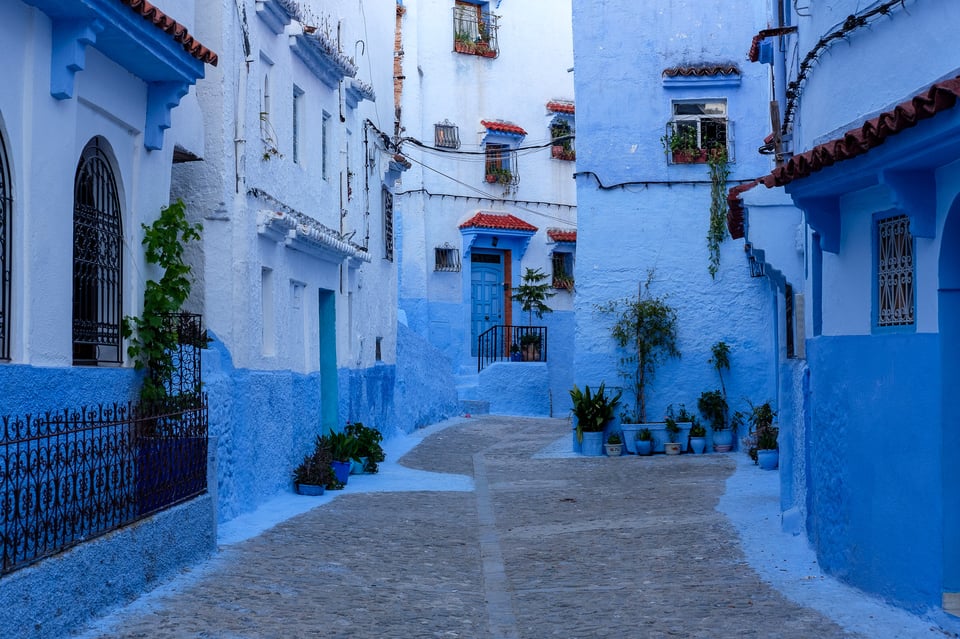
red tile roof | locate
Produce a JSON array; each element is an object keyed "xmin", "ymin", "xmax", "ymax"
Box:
[
  {"xmin": 481, "ymin": 120, "xmax": 527, "ymax": 136},
  {"xmin": 546, "ymin": 100, "xmax": 575, "ymax": 115},
  {"xmin": 547, "ymin": 228, "xmax": 577, "ymax": 242},
  {"xmin": 459, "ymin": 212, "xmax": 537, "ymax": 232},
  {"xmin": 748, "ymin": 26, "xmax": 797, "ymax": 63},
  {"xmin": 761, "ymin": 76, "xmax": 960, "ymax": 189},
  {"xmin": 120, "ymin": 0, "xmax": 219, "ymax": 66},
  {"xmin": 725, "ymin": 181, "xmax": 762, "ymax": 240},
  {"xmin": 662, "ymin": 65, "xmax": 740, "ymax": 77}
]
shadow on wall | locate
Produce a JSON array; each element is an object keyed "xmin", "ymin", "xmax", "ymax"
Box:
[{"xmin": 393, "ymin": 321, "xmax": 459, "ymax": 437}]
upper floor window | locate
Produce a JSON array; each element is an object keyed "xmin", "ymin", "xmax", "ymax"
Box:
[
  {"xmin": 484, "ymin": 144, "xmax": 517, "ymax": 186},
  {"xmin": 383, "ymin": 187, "xmax": 394, "ymax": 262},
  {"xmin": 321, "ymin": 111, "xmax": 331, "ymax": 180},
  {"xmin": 293, "ymin": 85, "xmax": 304, "ymax": 164},
  {"xmin": 453, "ymin": 1, "xmax": 499, "ymax": 58},
  {"xmin": 551, "ymin": 251, "xmax": 574, "ymax": 290},
  {"xmin": 664, "ymin": 100, "xmax": 732, "ymax": 164},
  {"xmin": 73, "ymin": 138, "xmax": 123, "ymax": 365},
  {"xmin": 435, "ymin": 120, "xmax": 461, "ymax": 149},
  {"xmin": 550, "ymin": 117, "xmax": 575, "ymax": 161},
  {"xmin": 0, "ymin": 128, "xmax": 10, "ymax": 361},
  {"xmin": 435, "ymin": 244, "xmax": 461, "ymax": 272},
  {"xmin": 877, "ymin": 214, "xmax": 914, "ymax": 327}
]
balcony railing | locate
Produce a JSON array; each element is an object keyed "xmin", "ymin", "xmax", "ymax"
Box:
[
  {"xmin": 477, "ymin": 325, "xmax": 547, "ymax": 372},
  {"xmin": 452, "ymin": 5, "xmax": 499, "ymax": 58}
]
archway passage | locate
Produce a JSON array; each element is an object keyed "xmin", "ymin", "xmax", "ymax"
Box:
[{"xmin": 940, "ymin": 194, "xmax": 960, "ymax": 611}]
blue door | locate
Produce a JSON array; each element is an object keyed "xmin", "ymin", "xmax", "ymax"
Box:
[{"xmin": 470, "ymin": 252, "xmax": 503, "ymax": 356}]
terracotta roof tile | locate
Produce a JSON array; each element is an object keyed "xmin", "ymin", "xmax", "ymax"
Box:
[
  {"xmin": 120, "ymin": 0, "xmax": 218, "ymax": 66},
  {"xmin": 547, "ymin": 228, "xmax": 577, "ymax": 242},
  {"xmin": 748, "ymin": 27, "xmax": 797, "ymax": 63},
  {"xmin": 481, "ymin": 120, "xmax": 527, "ymax": 136},
  {"xmin": 762, "ymin": 76, "xmax": 960, "ymax": 188},
  {"xmin": 546, "ymin": 100, "xmax": 575, "ymax": 115},
  {"xmin": 459, "ymin": 212, "xmax": 537, "ymax": 232},
  {"xmin": 662, "ymin": 64, "xmax": 740, "ymax": 77},
  {"xmin": 725, "ymin": 181, "xmax": 762, "ymax": 240}
]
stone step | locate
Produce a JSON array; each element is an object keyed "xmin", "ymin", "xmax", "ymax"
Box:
[{"xmin": 459, "ymin": 399, "xmax": 490, "ymax": 415}]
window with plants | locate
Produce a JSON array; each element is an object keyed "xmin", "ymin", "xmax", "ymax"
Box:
[
  {"xmin": 452, "ymin": 1, "xmax": 499, "ymax": 58},
  {"xmin": 551, "ymin": 251, "xmax": 574, "ymax": 290},
  {"xmin": 484, "ymin": 143, "xmax": 518, "ymax": 185},
  {"xmin": 550, "ymin": 117, "xmax": 575, "ymax": 161},
  {"xmin": 663, "ymin": 100, "xmax": 731, "ymax": 164}
]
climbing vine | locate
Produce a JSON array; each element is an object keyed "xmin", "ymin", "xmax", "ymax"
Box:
[
  {"xmin": 707, "ymin": 149, "xmax": 730, "ymax": 278},
  {"xmin": 123, "ymin": 199, "xmax": 202, "ymax": 401}
]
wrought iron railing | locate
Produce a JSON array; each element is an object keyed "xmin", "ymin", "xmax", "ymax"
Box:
[
  {"xmin": 0, "ymin": 395, "xmax": 208, "ymax": 576},
  {"xmin": 452, "ymin": 5, "xmax": 499, "ymax": 58},
  {"xmin": 155, "ymin": 312, "xmax": 205, "ymax": 396},
  {"xmin": 477, "ymin": 325, "xmax": 547, "ymax": 372}
]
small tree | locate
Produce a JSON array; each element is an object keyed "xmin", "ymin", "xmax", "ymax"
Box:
[
  {"xmin": 596, "ymin": 275, "xmax": 680, "ymax": 423},
  {"xmin": 513, "ymin": 267, "xmax": 554, "ymax": 325}
]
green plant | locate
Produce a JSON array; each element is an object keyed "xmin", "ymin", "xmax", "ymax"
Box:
[
  {"xmin": 744, "ymin": 401, "xmax": 778, "ymax": 461},
  {"xmin": 697, "ymin": 389, "xmax": 729, "ymax": 432},
  {"xmin": 345, "ymin": 422, "xmax": 385, "ymax": 473},
  {"xmin": 661, "ymin": 124, "xmax": 700, "ymax": 154},
  {"xmin": 596, "ymin": 273, "xmax": 679, "ymax": 423},
  {"xmin": 569, "ymin": 383, "xmax": 622, "ymax": 443},
  {"xmin": 520, "ymin": 331, "xmax": 541, "ymax": 346},
  {"xmin": 551, "ymin": 120, "xmax": 573, "ymax": 151},
  {"xmin": 709, "ymin": 341, "xmax": 731, "ymax": 397},
  {"xmin": 607, "ymin": 433, "xmax": 622, "ymax": 445},
  {"xmin": 326, "ymin": 430, "xmax": 361, "ymax": 463},
  {"xmin": 707, "ymin": 147, "xmax": 731, "ymax": 277},
  {"xmin": 123, "ymin": 200, "xmax": 202, "ymax": 402},
  {"xmin": 514, "ymin": 267, "xmax": 555, "ymax": 325},
  {"xmin": 293, "ymin": 435, "xmax": 335, "ymax": 487},
  {"xmin": 486, "ymin": 166, "xmax": 513, "ymax": 184},
  {"xmin": 689, "ymin": 416, "xmax": 707, "ymax": 438},
  {"xmin": 637, "ymin": 427, "xmax": 653, "ymax": 442}
]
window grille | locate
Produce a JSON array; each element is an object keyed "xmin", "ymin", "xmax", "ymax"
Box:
[
  {"xmin": 785, "ymin": 283, "xmax": 795, "ymax": 358},
  {"xmin": 435, "ymin": 244, "xmax": 461, "ymax": 272},
  {"xmin": 484, "ymin": 144, "xmax": 518, "ymax": 185},
  {"xmin": 435, "ymin": 120, "xmax": 461, "ymax": 149},
  {"xmin": 452, "ymin": 2, "xmax": 499, "ymax": 58},
  {"xmin": 321, "ymin": 111, "xmax": 331, "ymax": 180},
  {"xmin": 666, "ymin": 100, "xmax": 734, "ymax": 163},
  {"xmin": 293, "ymin": 86, "xmax": 304, "ymax": 164},
  {"xmin": 73, "ymin": 139, "xmax": 123, "ymax": 365},
  {"xmin": 550, "ymin": 117, "xmax": 575, "ymax": 161},
  {"xmin": 383, "ymin": 188, "xmax": 394, "ymax": 261},
  {"xmin": 877, "ymin": 214, "xmax": 914, "ymax": 327},
  {"xmin": 0, "ymin": 131, "xmax": 10, "ymax": 361},
  {"xmin": 551, "ymin": 252, "xmax": 574, "ymax": 289}
]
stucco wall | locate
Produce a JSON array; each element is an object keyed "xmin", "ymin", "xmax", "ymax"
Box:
[{"xmin": 806, "ymin": 333, "xmax": 943, "ymax": 610}]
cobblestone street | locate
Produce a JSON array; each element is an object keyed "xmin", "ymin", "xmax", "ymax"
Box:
[{"xmin": 73, "ymin": 416, "xmax": 937, "ymax": 638}]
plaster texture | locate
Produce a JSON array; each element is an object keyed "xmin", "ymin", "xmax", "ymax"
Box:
[{"xmin": 478, "ymin": 361, "xmax": 550, "ymax": 417}]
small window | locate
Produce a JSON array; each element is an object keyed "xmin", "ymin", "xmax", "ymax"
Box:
[
  {"xmin": 551, "ymin": 252, "xmax": 574, "ymax": 290},
  {"xmin": 292, "ymin": 86, "xmax": 304, "ymax": 164},
  {"xmin": 321, "ymin": 111, "xmax": 331, "ymax": 180},
  {"xmin": 550, "ymin": 117, "xmax": 575, "ymax": 161},
  {"xmin": 665, "ymin": 100, "xmax": 732, "ymax": 164},
  {"xmin": 453, "ymin": 1, "xmax": 499, "ymax": 58},
  {"xmin": 877, "ymin": 214, "xmax": 914, "ymax": 327},
  {"xmin": 435, "ymin": 245, "xmax": 461, "ymax": 272},
  {"xmin": 383, "ymin": 188, "xmax": 394, "ymax": 262},
  {"xmin": 785, "ymin": 283, "xmax": 795, "ymax": 358},
  {"xmin": 484, "ymin": 143, "xmax": 517, "ymax": 185},
  {"xmin": 435, "ymin": 121, "xmax": 461, "ymax": 149}
]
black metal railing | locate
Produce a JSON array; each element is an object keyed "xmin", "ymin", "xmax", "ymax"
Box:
[
  {"xmin": 0, "ymin": 394, "xmax": 209, "ymax": 576},
  {"xmin": 452, "ymin": 4, "xmax": 500, "ymax": 58},
  {"xmin": 155, "ymin": 312, "xmax": 205, "ymax": 396},
  {"xmin": 477, "ymin": 325, "xmax": 547, "ymax": 372}
]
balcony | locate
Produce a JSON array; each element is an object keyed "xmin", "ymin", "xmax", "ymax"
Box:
[{"xmin": 452, "ymin": 5, "xmax": 499, "ymax": 59}]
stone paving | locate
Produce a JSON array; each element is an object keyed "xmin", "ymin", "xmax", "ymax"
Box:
[{"xmin": 77, "ymin": 415, "xmax": 865, "ymax": 638}]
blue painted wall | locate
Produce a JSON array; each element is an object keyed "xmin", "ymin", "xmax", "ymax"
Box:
[
  {"xmin": 0, "ymin": 365, "xmax": 140, "ymax": 418},
  {"xmin": 807, "ymin": 333, "xmax": 942, "ymax": 610}
]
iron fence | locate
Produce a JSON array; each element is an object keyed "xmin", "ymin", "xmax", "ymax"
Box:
[
  {"xmin": 0, "ymin": 394, "xmax": 208, "ymax": 576},
  {"xmin": 477, "ymin": 325, "xmax": 547, "ymax": 372}
]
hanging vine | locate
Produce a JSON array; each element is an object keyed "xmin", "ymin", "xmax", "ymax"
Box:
[
  {"xmin": 707, "ymin": 149, "xmax": 730, "ymax": 278},
  {"xmin": 123, "ymin": 199, "xmax": 202, "ymax": 401}
]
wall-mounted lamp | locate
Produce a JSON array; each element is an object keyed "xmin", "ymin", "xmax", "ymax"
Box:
[{"xmin": 491, "ymin": 236, "xmax": 499, "ymax": 247}]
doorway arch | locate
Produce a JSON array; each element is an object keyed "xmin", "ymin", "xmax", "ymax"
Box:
[{"xmin": 940, "ymin": 193, "xmax": 960, "ymax": 608}]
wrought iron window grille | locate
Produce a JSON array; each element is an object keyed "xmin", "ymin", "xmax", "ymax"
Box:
[
  {"xmin": 877, "ymin": 214, "xmax": 914, "ymax": 327},
  {"xmin": 434, "ymin": 244, "xmax": 461, "ymax": 272},
  {"xmin": 0, "ymin": 131, "xmax": 10, "ymax": 361},
  {"xmin": 435, "ymin": 120, "xmax": 461, "ymax": 149},
  {"xmin": 484, "ymin": 144, "xmax": 519, "ymax": 186},
  {"xmin": 72, "ymin": 139, "xmax": 123, "ymax": 365},
  {"xmin": 382, "ymin": 188, "xmax": 394, "ymax": 261},
  {"xmin": 551, "ymin": 252, "xmax": 575, "ymax": 289}
]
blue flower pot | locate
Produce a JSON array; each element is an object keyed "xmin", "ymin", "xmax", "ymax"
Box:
[
  {"xmin": 757, "ymin": 449, "xmax": 779, "ymax": 470},
  {"xmin": 331, "ymin": 460, "xmax": 351, "ymax": 484}
]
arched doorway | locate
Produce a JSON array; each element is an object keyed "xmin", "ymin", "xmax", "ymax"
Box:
[{"xmin": 940, "ymin": 194, "xmax": 960, "ymax": 610}]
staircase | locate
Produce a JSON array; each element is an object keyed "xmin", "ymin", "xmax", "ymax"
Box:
[
  {"xmin": 455, "ymin": 361, "xmax": 489, "ymax": 415},
  {"xmin": 455, "ymin": 358, "xmax": 551, "ymax": 417}
]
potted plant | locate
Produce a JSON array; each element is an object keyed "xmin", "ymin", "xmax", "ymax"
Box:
[
  {"xmin": 689, "ymin": 416, "xmax": 707, "ymax": 454},
  {"xmin": 635, "ymin": 428, "xmax": 653, "ymax": 456},
  {"xmin": 661, "ymin": 125, "xmax": 704, "ymax": 164},
  {"xmin": 325, "ymin": 431, "xmax": 360, "ymax": 485},
  {"xmin": 550, "ymin": 120, "xmax": 574, "ymax": 160},
  {"xmin": 698, "ymin": 389, "xmax": 733, "ymax": 452},
  {"xmin": 514, "ymin": 267, "xmax": 554, "ymax": 362},
  {"xmin": 663, "ymin": 406, "xmax": 682, "ymax": 455},
  {"xmin": 454, "ymin": 30, "xmax": 475, "ymax": 54},
  {"xmin": 605, "ymin": 433, "xmax": 623, "ymax": 457},
  {"xmin": 292, "ymin": 435, "xmax": 336, "ymax": 495},
  {"xmin": 345, "ymin": 422, "xmax": 385, "ymax": 474},
  {"xmin": 596, "ymin": 274, "xmax": 680, "ymax": 452},
  {"xmin": 570, "ymin": 382, "xmax": 622, "ymax": 456},
  {"xmin": 747, "ymin": 401, "xmax": 778, "ymax": 470},
  {"xmin": 510, "ymin": 342, "xmax": 522, "ymax": 361}
]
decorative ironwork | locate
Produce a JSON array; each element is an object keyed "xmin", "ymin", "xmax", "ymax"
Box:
[
  {"xmin": 878, "ymin": 214, "xmax": 914, "ymax": 327},
  {"xmin": 0, "ymin": 395, "xmax": 208, "ymax": 576},
  {"xmin": 452, "ymin": 2, "xmax": 499, "ymax": 58},
  {"xmin": 477, "ymin": 324, "xmax": 547, "ymax": 372},
  {"xmin": 434, "ymin": 120, "xmax": 460, "ymax": 149},
  {"xmin": 383, "ymin": 187, "xmax": 394, "ymax": 262},
  {"xmin": 0, "ymin": 131, "xmax": 10, "ymax": 361},
  {"xmin": 484, "ymin": 144, "xmax": 519, "ymax": 186},
  {"xmin": 73, "ymin": 139, "xmax": 123, "ymax": 365},
  {"xmin": 153, "ymin": 313, "xmax": 205, "ymax": 397},
  {"xmin": 434, "ymin": 244, "xmax": 461, "ymax": 272}
]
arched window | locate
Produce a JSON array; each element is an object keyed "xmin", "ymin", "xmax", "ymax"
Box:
[
  {"xmin": 0, "ymin": 129, "xmax": 10, "ymax": 361},
  {"xmin": 73, "ymin": 138, "xmax": 122, "ymax": 365}
]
